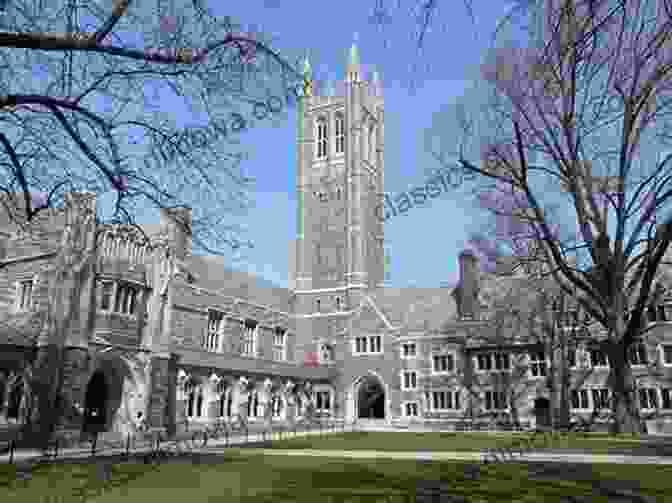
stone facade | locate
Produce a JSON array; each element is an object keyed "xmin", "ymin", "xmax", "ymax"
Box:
[{"xmin": 1, "ymin": 45, "xmax": 672, "ymax": 439}]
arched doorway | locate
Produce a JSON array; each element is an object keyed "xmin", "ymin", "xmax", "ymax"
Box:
[
  {"xmin": 357, "ymin": 375, "xmax": 386, "ymax": 419},
  {"xmin": 534, "ymin": 397, "xmax": 551, "ymax": 428},
  {"xmin": 83, "ymin": 371, "xmax": 108, "ymax": 433},
  {"xmin": 6, "ymin": 378, "xmax": 23, "ymax": 421}
]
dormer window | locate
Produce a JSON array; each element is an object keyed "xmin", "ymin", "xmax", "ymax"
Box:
[
  {"xmin": 335, "ymin": 112, "xmax": 345, "ymax": 154},
  {"xmin": 316, "ymin": 116, "xmax": 328, "ymax": 158}
]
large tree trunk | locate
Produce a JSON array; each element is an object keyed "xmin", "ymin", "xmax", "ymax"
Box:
[
  {"xmin": 606, "ymin": 340, "xmax": 643, "ymax": 434},
  {"xmin": 557, "ymin": 334, "xmax": 571, "ymax": 430},
  {"xmin": 558, "ymin": 361, "xmax": 571, "ymax": 430},
  {"xmin": 22, "ymin": 344, "xmax": 64, "ymax": 448}
]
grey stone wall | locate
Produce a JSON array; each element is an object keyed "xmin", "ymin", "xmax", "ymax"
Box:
[
  {"xmin": 57, "ymin": 347, "xmax": 90, "ymax": 433},
  {"xmin": 147, "ymin": 356, "xmax": 171, "ymax": 431}
]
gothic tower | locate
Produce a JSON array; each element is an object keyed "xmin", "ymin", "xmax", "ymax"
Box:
[{"xmin": 292, "ymin": 43, "xmax": 385, "ymax": 367}]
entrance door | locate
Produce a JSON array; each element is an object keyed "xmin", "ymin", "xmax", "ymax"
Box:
[
  {"xmin": 534, "ymin": 397, "xmax": 551, "ymax": 428},
  {"xmin": 83, "ymin": 371, "xmax": 108, "ymax": 433},
  {"xmin": 357, "ymin": 376, "xmax": 385, "ymax": 419}
]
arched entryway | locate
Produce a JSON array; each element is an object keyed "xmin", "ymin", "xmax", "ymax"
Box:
[
  {"xmin": 357, "ymin": 375, "xmax": 386, "ymax": 419},
  {"xmin": 534, "ymin": 397, "xmax": 551, "ymax": 428},
  {"xmin": 83, "ymin": 370, "xmax": 108, "ymax": 434}
]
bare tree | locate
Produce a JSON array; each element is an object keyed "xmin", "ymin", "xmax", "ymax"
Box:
[
  {"xmin": 426, "ymin": 0, "xmax": 672, "ymax": 433},
  {"xmin": 0, "ymin": 0, "xmax": 307, "ymax": 254},
  {"xmin": 0, "ymin": 0, "xmax": 307, "ymax": 446}
]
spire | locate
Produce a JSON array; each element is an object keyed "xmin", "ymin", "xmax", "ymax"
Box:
[
  {"xmin": 349, "ymin": 42, "xmax": 359, "ymax": 67},
  {"xmin": 302, "ymin": 54, "xmax": 313, "ymax": 98},
  {"xmin": 302, "ymin": 55, "xmax": 312, "ymax": 78},
  {"xmin": 371, "ymin": 69, "xmax": 382, "ymax": 97},
  {"xmin": 346, "ymin": 34, "xmax": 361, "ymax": 83}
]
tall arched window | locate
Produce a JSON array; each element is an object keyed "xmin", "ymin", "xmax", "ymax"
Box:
[
  {"xmin": 317, "ymin": 117, "xmax": 328, "ymax": 158},
  {"xmin": 185, "ymin": 380, "xmax": 204, "ymax": 418},
  {"xmin": 247, "ymin": 391, "xmax": 260, "ymax": 418},
  {"xmin": 272, "ymin": 396, "xmax": 284, "ymax": 418},
  {"xmin": 217, "ymin": 381, "xmax": 233, "ymax": 418},
  {"xmin": 335, "ymin": 112, "xmax": 345, "ymax": 154}
]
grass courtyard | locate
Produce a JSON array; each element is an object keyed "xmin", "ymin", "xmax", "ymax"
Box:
[
  {"xmin": 262, "ymin": 430, "xmax": 659, "ymax": 454},
  {"xmin": 0, "ymin": 449, "xmax": 670, "ymax": 502}
]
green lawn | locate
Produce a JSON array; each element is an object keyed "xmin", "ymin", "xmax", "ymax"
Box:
[
  {"xmin": 1, "ymin": 452, "xmax": 671, "ymax": 503},
  {"xmin": 1, "ymin": 451, "xmax": 671, "ymax": 503},
  {"xmin": 261, "ymin": 431, "xmax": 655, "ymax": 454}
]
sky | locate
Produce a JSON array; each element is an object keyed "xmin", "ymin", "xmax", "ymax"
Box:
[
  {"xmin": 164, "ymin": 0, "xmax": 519, "ymax": 289},
  {"xmin": 15, "ymin": 0, "xmax": 639, "ymax": 290}
]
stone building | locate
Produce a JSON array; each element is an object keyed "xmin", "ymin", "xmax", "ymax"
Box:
[{"xmin": 1, "ymin": 44, "xmax": 672, "ymax": 439}]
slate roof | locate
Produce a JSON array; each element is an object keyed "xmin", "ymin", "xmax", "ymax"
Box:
[
  {"xmin": 185, "ymin": 255, "xmax": 292, "ymax": 313},
  {"xmin": 367, "ymin": 287, "xmax": 459, "ymax": 331}
]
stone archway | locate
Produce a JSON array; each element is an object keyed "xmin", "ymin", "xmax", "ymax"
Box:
[
  {"xmin": 534, "ymin": 397, "xmax": 551, "ymax": 428},
  {"xmin": 83, "ymin": 370, "xmax": 108, "ymax": 433},
  {"xmin": 356, "ymin": 374, "xmax": 386, "ymax": 419},
  {"xmin": 82, "ymin": 353, "xmax": 150, "ymax": 437}
]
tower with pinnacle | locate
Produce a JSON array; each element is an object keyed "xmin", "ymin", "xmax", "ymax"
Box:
[{"xmin": 292, "ymin": 42, "xmax": 385, "ymax": 367}]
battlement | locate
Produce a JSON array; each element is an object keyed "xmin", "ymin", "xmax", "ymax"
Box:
[{"xmin": 98, "ymin": 226, "xmax": 157, "ymax": 266}]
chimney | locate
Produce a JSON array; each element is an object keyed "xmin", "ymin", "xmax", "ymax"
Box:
[
  {"xmin": 457, "ymin": 250, "xmax": 480, "ymax": 319},
  {"xmin": 160, "ymin": 206, "xmax": 192, "ymax": 260}
]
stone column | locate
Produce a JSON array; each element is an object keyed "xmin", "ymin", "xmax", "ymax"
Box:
[
  {"xmin": 162, "ymin": 354, "xmax": 180, "ymax": 436},
  {"xmin": 207, "ymin": 373, "xmax": 222, "ymax": 421},
  {"xmin": 235, "ymin": 376, "xmax": 250, "ymax": 424},
  {"xmin": 260, "ymin": 378, "xmax": 273, "ymax": 427},
  {"xmin": 283, "ymin": 379, "xmax": 297, "ymax": 424},
  {"xmin": 147, "ymin": 354, "xmax": 171, "ymax": 433},
  {"xmin": 175, "ymin": 368, "xmax": 188, "ymax": 432}
]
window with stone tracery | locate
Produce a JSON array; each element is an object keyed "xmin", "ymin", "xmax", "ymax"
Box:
[
  {"xmin": 206, "ymin": 310, "xmax": 226, "ymax": 352},
  {"xmin": 315, "ymin": 390, "xmax": 331, "ymax": 412},
  {"xmin": 217, "ymin": 382, "xmax": 233, "ymax": 418},
  {"xmin": 271, "ymin": 396, "xmax": 284, "ymax": 418},
  {"xmin": 185, "ymin": 381, "xmax": 204, "ymax": 419},
  {"xmin": 113, "ymin": 282, "xmax": 139, "ymax": 315},
  {"xmin": 247, "ymin": 391, "xmax": 261, "ymax": 418},
  {"xmin": 317, "ymin": 116, "xmax": 328, "ymax": 158},
  {"xmin": 319, "ymin": 343, "xmax": 334, "ymax": 363},
  {"xmin": 242, "ymin": 320, "xmax": 257, "ymax": 356},
  {"xmin": 272, "ymin": 328, "xmax": 286, "ymax": 361},
  {"xmin": 335, "ymin": 112, "xmax": 345, "ymax": 154}
]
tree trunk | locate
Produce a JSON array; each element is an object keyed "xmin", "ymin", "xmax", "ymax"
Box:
[
  {"xmin": 558, "ymin": 334, "xmax": 571, "ymax": 430},
  {"xmin": 606, "ymin": 340, "xmax": 642, "ymax": 434},
  {"xmin": 22, "ymin": 344, "xmax": 64, "ymax": 447},
  {"xmin": 558, "ymin": 362, "xmax": 571, "ymax": 430}
]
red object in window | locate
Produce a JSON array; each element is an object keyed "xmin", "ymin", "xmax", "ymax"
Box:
[{"xmin": 303, "ymin": 351, "xmax": 320, "ymax": 368}]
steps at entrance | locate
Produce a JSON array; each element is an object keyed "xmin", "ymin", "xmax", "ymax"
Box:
[{"xmin": 355, "ymin": 420, "xmax": 388, "ymax": 431}]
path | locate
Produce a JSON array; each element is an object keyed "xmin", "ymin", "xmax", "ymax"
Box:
[{"xmin": 226, "ymin": 447, "xmax": 672, "ymax": 465}]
